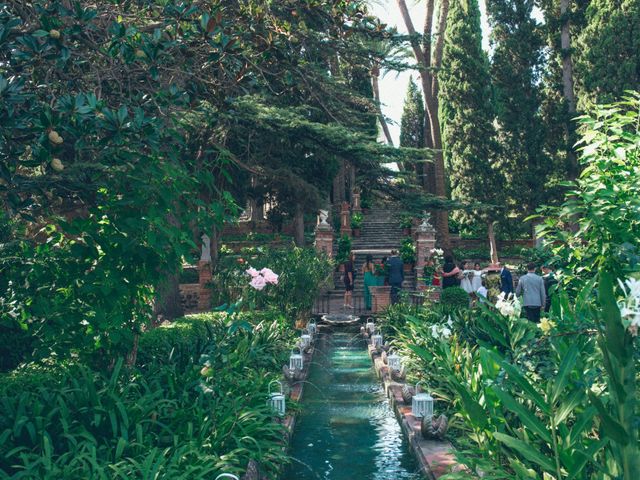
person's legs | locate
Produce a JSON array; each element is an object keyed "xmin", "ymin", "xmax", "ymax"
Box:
[
  {"xmin": 364, "ymin": 282, "xmax": 371, "ymax": 310},
  {"xmin": 390, "ymin": 281, "xmax": 401, "ymax": 305},
  {"xmin": 525, "ymin": 306, "xmax": 541, "ymax": 322}
]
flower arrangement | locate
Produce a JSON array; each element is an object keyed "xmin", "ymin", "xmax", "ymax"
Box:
[
  {"xmin": 495, "ymin": 292, "xmax": 521, "ymax": 318},
  {"xmin": 374, "ymin": 262, "xmax": 387, "ymax": 277},
  {"xmin": 423, "ymin": 248, "xmax": 444, "ymax": 279}
]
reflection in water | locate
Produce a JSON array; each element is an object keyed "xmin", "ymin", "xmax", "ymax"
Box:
[{"xmin": 282, "ymin": 332, "xmax": 422, "ymax": 480}]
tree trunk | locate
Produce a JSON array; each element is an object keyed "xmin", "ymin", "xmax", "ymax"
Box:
[
  {"xmin": 560, "ymin": 0, "xmax": 579, "ymax": 178},
  {"xmin": 487, "ymin": 221, "xmax": 499, "ymax": 265},
  {"xmin": 396, "ymin": 0, "xmax": 451, "ymax": 251},
  {"xmin": 211, "ymin": 224, "xmax": 220, "ymax": 269},
  {"xmin": 293, "ymin": 204, "xmax": 305, "ymax": 247},
  {"xmin": 371, "ymin": 65, "xmax": 395, "ymax": 147}
]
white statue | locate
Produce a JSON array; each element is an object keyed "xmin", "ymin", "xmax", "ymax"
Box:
[
  {"xmin": 200, "ymin": 233, "xmax": 211, "ymax": 262},
  {"xmin": 318, "ymin": 209, "xmax": 330, "ymax": 226},
  {"xmin": 418, "ymin": 212, "xmax": 433, "ymax": 232}
]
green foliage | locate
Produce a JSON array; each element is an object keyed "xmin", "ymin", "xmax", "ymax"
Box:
[
  {"xmin": 400, "ymin": 77, "xmax": 425, "ymax": 150},
  {"xmin": 210, "ymin": 247, "xmax": 333, "ymax": 322},
  {"xmin": 440, "ymin": 287, "xmax": 470, "ymax": 312},
  {"xmin": 575, "ymin": 0, "xmax": 640, "ymax": 109},
  {"xmin": 351, "ymin": 212, "xmax": 363, "ymax": 229},
  {"xmin": 400, "ymin": 237, "xmax": 416, "ymax": 264},
  {"xmin": 399, "ymin": 214, "xmax": 413, "ymax": 229},
  {"xmin": 440, "ymin": 0, "xmax": 501, "ymax": 225},
  {"xmin": 0, "ymin": 314, "xmax": 294, "ymax": 478},
  {"xmin": 336, "ymin": 235, "xmax": 352, "ymax": 265},
  {"xmin": 538, "ymin": 94, "xmax": 640, "ymax": 282}
]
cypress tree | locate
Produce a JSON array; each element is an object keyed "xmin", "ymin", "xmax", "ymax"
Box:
[
  {"xmin": 575, "ymin": 0, "xmax": 640, "ymax": 108},
  {"xmin": 399, "ymin": 77, "xmax": 425, "ymax": 149},
  {"xmin": 487, "ymin": 0, "xmax": 548, "ymax": 222},
  {"xmin": 440, "ymin": 0, "xmax": 499, "ymax": 217}
]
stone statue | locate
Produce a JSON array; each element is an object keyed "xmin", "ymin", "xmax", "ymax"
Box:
[
  {"xmin": 318, "ymin": 209, "xmax": 330, "ymax": 226},
  {"xmin": 200, "ymin": 233, "xmax": 211, "ymax": 262},
  {"xmin": 418, "ymin": 211, "xmax": 433, "ymax": 232}
]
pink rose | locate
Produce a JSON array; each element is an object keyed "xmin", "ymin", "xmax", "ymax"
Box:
[
  {"xmin": 246, "ymin": 267, "xmax": 259, "ymax": 278},
  {"xmin": 250, "ymin": 275, "xmax": 267, "ymax": 290}
]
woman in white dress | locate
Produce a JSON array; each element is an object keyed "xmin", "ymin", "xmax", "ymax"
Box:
[{"xmin": 471, "ymin": 262, "xmax": 483, "ymax": 292}]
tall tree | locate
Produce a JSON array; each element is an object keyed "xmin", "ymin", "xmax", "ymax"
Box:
[
  {"xmin": 400, "ymin": 77, "xmax": 425, "ymax": 149},
  {"xmin": 574, "ymin": 0, "xmax": 640, "ymax": 109},
  {"xmin": 396, "ymin": 0, "xmax": 451, "ymax": 250},
  {"xmin": 487, "ymin": 0, "xmax": 548, "ymax": 224},
  {"xmin": 440, "ymin": 0, "xmax": 501, "ymax": 262}
]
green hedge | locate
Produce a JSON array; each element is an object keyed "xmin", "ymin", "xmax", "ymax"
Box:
[{"xmin": 440, "ymin": 287, "xmax": 470, "ymax": 312}]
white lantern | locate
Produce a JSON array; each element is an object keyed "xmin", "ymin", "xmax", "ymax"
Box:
[
  {"xmin": 215, "ymin": 475, "xmax": 239, "ymax": 480},
  {"xmin": 307, "ymin": 321, "xmax": 317, "ymax": 336},
  {"xmin": 365, "ymin": 318, "xmax": 375, "ymax": 334},
  {"xmin": 289, "ymin": 348, "xmax": 304, "ymax": 370},
  {"xmin": 412, "ymin": 382, "xmax": 434, "ymax": 419},
  {"xmin": 267, "ymin": 380, "xmax": 286, "ymax": 417},
  {"xmin": 300, "ymin": 333, "xmax": 312, "ymax": 349},
  {"xmin": 371, "ymin": 333, "xmax": 383, "ymax": 348},
  {"xmin": 388, "ymin": 352, "xmax": 402, "ymax": 372}
]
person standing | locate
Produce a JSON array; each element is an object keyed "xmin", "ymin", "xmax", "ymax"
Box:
[
  {"xmin": 471, "ymin": 262, "xmax": 483, "ymax": 292},
  {"xmin": 460, "ymin": 261, "xmax": 474, "ymax": 294},
  {"xmin": 362, "ymin": 254, "xmax": 376, "ymax": 311},
  {"xmin": 441, "ymin": 255, "xmax": 461, "ymax": 289},
  {"xmin": 516, "ymin": 262, "xmax": 546, "ymax": 323},
  {"xmin": 541, "ymin": 263, "xmax": 557, "ymax": 312},
  {"xmin": 343, "ymin": 252, "xmax": 356, "ymax": 309},
  {"xmin": 386, "ymin": 250, "xmax": 404, "ymax": 305},
  {"xmin": 499, "ymin": 262, "xmax": 514, "ymax": 296}
]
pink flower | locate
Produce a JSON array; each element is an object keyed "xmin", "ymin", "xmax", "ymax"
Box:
[
  {"xmin": 260, "ymin": 267, "xmax": 279, "ymax": 285},
  {"xmin": 250, "ymin": 275, "xmax": 267, "ymax": 290},
  {"xmin": 246, "ymin": 267, "xmax": 260, "ymax": 278}
]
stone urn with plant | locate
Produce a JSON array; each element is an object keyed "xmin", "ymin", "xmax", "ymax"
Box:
[
  {"xmin": 400, "ymin": 237, "xmax": 416, "ymax": 273},
  {"xmin": 351, "ymin": 212, "xmax": 363, "ymax": 237}
]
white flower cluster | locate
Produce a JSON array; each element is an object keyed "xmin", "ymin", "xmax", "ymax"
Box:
[
  {"xmin": 618, "ymin": 277, "xmax": 640, "ymax": 336},
  {"xmin": 430, "ymin": 317, "xmax": 453, "ymax": 340},
  {"xmin": 496, "ymin": 292, "xmax": 522, "ymax": 318}
]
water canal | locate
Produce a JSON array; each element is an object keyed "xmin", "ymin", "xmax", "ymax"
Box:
[{"xmin": 282, "ymin": 331, "xmax": 422, "ymax": 480}]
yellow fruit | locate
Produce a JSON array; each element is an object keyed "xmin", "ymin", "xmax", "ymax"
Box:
[
  {"xmin": 48, "ymin": 130, "xmax": 63, "ymax": 144},
  {"xmin": 135, "ymin": 49, "xmax": 146, "ymax": 58},
  {"xmin": 50, "ymin": 158, "xmax": 64, "ymax": 172},
  {"xmin": 49, "ymin": 29, "xmax": 61, "ymax": 39}
]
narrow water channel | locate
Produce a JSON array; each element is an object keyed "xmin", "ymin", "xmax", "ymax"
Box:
[{"xmin": 282, "ymin": 331, "xmax": 422, "ymax": 480}]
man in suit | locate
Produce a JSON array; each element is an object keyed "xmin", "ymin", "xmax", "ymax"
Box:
[
  {"xmin": 386, "ymin": 250, "xmax": 404, "ymax": 305},
  {"xmin": 541, "ymin": 263, "xmax": 557, "ymax": 312},
  {"xmin": 516, "ymin": 262, "xmax": 546, "ymax": 323},
  {"xmin": 499, "ymin": 262, "xmax": 513, "ymax": 296}
]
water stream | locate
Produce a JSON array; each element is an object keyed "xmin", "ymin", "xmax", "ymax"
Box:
[{"xmin": 282, "ymin": 331, "xmax": 422, "ymax": 480}]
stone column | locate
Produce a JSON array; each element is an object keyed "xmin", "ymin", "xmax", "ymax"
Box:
[
  {"xmin": 315, "ymin": 209, "xmax": 334, "ymax": 258},
  {"xmin": 198, "ymin": 260, "xmax": 212, "ymax": 311},
  {"xmin": 415, "ymin": 217, "xmax": 437, "ymax": 290},
  {"xmin": 352, "ymin": 191, "xmax": 362, "ymax": 213},
  {"xmin": 340, "ymin": 201, "xmax": 351, "ymax": 237}
]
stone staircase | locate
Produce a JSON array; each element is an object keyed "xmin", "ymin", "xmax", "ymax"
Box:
[{"xmin": 323, "ymin": 207, "xmax": 416, "ymax": 312}]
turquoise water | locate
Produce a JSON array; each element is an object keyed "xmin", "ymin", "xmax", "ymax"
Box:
[{"xmin": 282, "ymin": 332, "xmax": 423, "ymax": 480}]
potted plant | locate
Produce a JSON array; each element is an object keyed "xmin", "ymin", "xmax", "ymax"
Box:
[
  {"xmin": 336, "ymin": 234, "xmax": 352, "ymax": 271},
  {"xmin": 400, "ymin": 237, "xmax": 416, "ymax": 272},
  {"xmin": 351, "ymin": 212, "xmax": 363, "ymax": 237},
  {"xmin": 399, "ymin": 214, "xmax": 413, "ymax": 236}
]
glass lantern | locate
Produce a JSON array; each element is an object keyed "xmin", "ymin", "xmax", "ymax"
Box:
[
  {"xmin": 289, "ymin": 348, "xmax": 304, "ymax": 370},
  {"xmin": 388, "ymin": 352, "xmax": 402, "ymax": 372},
  {"xmin": 267, "ymin": 380, "xmax": 286, "ymax": 417},
  {"xmin": 307, "ymin": 321, "xmax": 317, "ymax": 336},
  {"xmin": 300, "ymin": 332, "xmax": 312, "ymax": 349},
  {"xmin": 365, "ymin": 318, "xmax": 375, "ymax": 334},
  {"xmin": 371, "ymin": 333, "xmax": 383, "ymax": 348},
  {"xmin": 411, "ymin": 381, "xmax": 434, "ymax": 419}
]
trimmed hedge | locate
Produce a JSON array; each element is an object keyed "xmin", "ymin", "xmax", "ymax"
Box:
[{"xmin": 440, "ymin": 286, "xmax": 470, "ymax": 312}]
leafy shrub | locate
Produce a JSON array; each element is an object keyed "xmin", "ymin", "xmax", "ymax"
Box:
[
  {"xmin": 440, "ymin": 287, "xmax": 469, "ymax": 311},
  {"xmin": 351, "ymin": 212, "xmax": 363, "ymax": 229},
  {"xmin": 336, "ymin": 235, "xmax": 352, "ymax": 264}
]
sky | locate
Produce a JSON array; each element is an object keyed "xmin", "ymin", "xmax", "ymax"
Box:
[{"xmin": 369, "ymin": 0, "xmax": 491, "ymax": 146}]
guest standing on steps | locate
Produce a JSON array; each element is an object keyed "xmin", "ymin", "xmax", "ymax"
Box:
[
  {"xmin": 386, "ymin": 250, "xmax": 404, "ymax": 305},
  {"xmin": 343, "ymin": 252, "xmax": 356, "ymax": 309},
  {"xmin": 362, "ymin": 254, "xmax": 376, "ymax": 311}
]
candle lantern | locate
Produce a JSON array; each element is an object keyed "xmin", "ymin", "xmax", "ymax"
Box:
[
  {"xmin": 365, "ymin": 318, "xmax": 375, "ymax": 334},
  {"xmin": 289, "ymin": 348, "xmax": 304, "ymax": 371},
  {"xmin": 300, "ymin": 332, "xmax": 312, "ymax": 349},
  {"xmin": 267, "ymin": 380, "xmax": 286, "ymax": 417},
  {"xmin": 388, "ymin": 351, "xmax": 402, "ymax": 372},
  {"xmin": 411, "ymin": 381, "xmax": 434, "ymax": 419},
  {"xmin": 371, "ymin": 333, "xmax": 383, "ymax": 348},
  {"xmin": 307, "ymin": 321, "xmax": 317, "ymax": 336},
  {"xmin": 215, "ymin": 475, "xmax": 239, "ymax": 480}
]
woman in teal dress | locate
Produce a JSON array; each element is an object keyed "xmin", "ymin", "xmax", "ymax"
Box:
[{"xmin": 362, "ymin": 254, "xmax": 376, "ymax": 310}]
